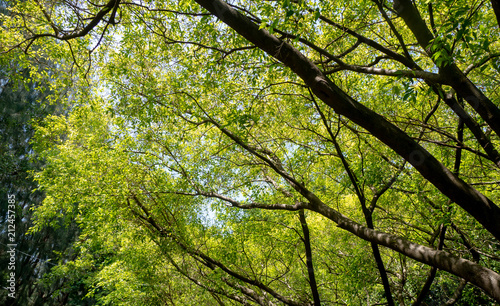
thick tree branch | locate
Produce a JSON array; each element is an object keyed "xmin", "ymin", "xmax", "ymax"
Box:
[
  {"xmin": 194, "ymin": 0, "xmax": 500, "ymax": 245},
  {"xmin": 394, "ymin": 0, "xmax": 500, "ymax": 137},
  {"xmin": 201, "ymin": 100, "xmax": 500, "ymax": 302},
  {"xmin": 317, "ymin": 10, "xmax": 500, "ymax": 166},
  {"xmin": 491, "ymin": 0, "xmax": 500, "ymax": 28}
]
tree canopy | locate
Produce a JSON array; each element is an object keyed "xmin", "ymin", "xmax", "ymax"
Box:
[
  {"xmin": 1, "ymin": 0, "xmax": 500, "ymax": 304},
  {"xmin": 0, "ymin": 31, "xmax": 86, "ymax": 304}
]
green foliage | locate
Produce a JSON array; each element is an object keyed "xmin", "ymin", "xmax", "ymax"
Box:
[
  {"xmin": 1, "ymin": 0, "xmax": 499, "ymax": 305},
  {"xmin": 0, "ymin": 58, "xmax": 86, "ymax": 304}
]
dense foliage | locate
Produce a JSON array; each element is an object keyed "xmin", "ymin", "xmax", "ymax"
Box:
[
  {"xmin": 1, "ymin": 0, "xmax": 500, "ymax": 304},
  {"xmin": 0, "ymin": 62, "xmax": 86, "ymax": 305}
]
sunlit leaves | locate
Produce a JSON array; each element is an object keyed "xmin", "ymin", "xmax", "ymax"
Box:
[{"xmin": 6, "ymin": 0, "xmax": 499, "ymax": 304}]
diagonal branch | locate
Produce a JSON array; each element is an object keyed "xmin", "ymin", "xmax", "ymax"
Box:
[
  {"xmin": 193, "ymin": 0, "xmax": 500, "ymax": 245},
  {"xmin": 394, "ymin": 0, "xmax": 500, "ymax": 137},
  {"xmin": 198, "ymin": 103, "xmax": 500, "ymax": 301}
]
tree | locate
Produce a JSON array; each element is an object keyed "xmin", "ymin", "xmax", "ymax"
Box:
[
  {"xmin": 0, "ymin": 4, "xmax": 87, "ymax": 303},
  {"xmin": 0, "ymin": 62, "xmax": 87, "ymax": 305},
  {"xmin": 1, "ymin": 0, "xmax": 499, "ymax": 304}
]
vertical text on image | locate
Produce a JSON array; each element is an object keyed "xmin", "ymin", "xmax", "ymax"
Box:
[{"xmin": 6, "ymin": 194, "xmax": 16, "ymax": 299}]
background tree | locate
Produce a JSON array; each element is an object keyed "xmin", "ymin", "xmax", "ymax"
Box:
[
  {"xmin": 0, "ymin": 57, "xmax": 92, "ymax": 304},
  {"xmin": 0, "ymin": 3, "xmax": 87, "ymax": 302}
]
